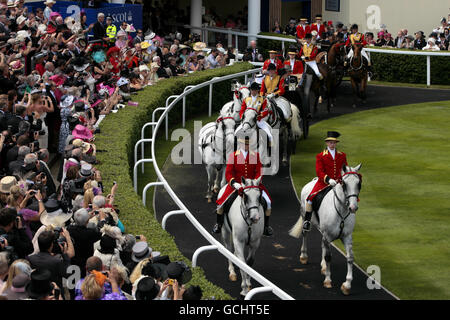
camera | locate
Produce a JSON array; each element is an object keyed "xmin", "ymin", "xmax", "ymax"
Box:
[
  {"xmin": 0, "ymin": 234, "xmax": 8, "ymax": 245},
  {"xmin": 39, "ymin": 130, "xmax": 46, "ymax": 136},
  {"xmin": 135, "ymin": 235, "xmax": 141, "ymax": 240},
  {"xmin": 168, "ymin": 279, "xmax": 174, "ymax": 286}
]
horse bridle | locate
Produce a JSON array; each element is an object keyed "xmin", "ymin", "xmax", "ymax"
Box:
[
  {"xmin": 242, "ymin": 107, "xmax": 258, "ymax": 129},
  {"xmin": 332, "ymin": 172, "xmax": 362, "ymax": 239},
  {"xmin": 240, "ymin": 185, "xmax": 262, "ymax": 245}
]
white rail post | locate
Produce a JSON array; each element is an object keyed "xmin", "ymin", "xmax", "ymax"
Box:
[
  {"xmin": 426, "ymin": 55, "xmax": 431, "ymax": 87},
  {"xmin": 161, "ymin": 210, "xmax": 186, "ymax": 230},
  {"xmin": 134, "ymin": 138, "xmax": 153, "ymax": 174},
  {"xmin": 133, "ymin": 159, "xmax": 154, "ymax": 192},
  {"xmin": 182, "ymin": 96, "xmax": 186, "ymax": 128},
  {"xmin": 245, "ymin": 287, "xmax": 273, "ymax": 300},
  {"xmin": 142, "ymin": 182, "xmax": 164, "ymax": 206},
  {"xmin": 192, "ymin": 245, "xmax": 218, "ymax": 267},
  {"xmin": 208, "ymin": 83, "xmax": 213, "ymax": 117}
]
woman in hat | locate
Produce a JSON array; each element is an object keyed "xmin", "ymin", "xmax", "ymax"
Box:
[
  {"xmin": 422, "ymin": 37, "xmax": 440, "ymax": 51},
  {"xmin": 124, "ymin": 47, "xmax": 140, "ymax": 69},
  {"xmin": 43, "ymin": 0, "xmax": 56, "ymax": 21},
  {"xmin": 106, "ymin": 46, "xmax": 123, "ymax": 75},
  {"xmin": 25, "ymin": 91, "xmax": 54, "ymax": 149},
  {"xmin": 93, "ymin": 234, "xmax": 125, "ymax": 270},
  {"xmin": 0, "ymin": 259, "xmax": 32, "ymax": 296},
  {"xmin": 302, "ymin": 131, "xmax": 348, "ymax": 233},
  {"xmin": 383, "ymin": 33, "xmax": 394, "ymax": 47},
  {"xmin": 115, "ymin": 30, "xmax": 129, "ymax": 51}
]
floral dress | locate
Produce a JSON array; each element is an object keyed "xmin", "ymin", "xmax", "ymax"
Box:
[{"xmin": 59, "ymin": 106, "xmax": 72, "ymax": 154}]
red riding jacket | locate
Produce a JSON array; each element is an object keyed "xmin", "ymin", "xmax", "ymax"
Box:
[{"xmin": 307, "ymin": 149, "xmax": 348, "ymax": 201}]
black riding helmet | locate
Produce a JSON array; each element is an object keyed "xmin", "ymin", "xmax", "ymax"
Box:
[
  {"xmin": 351, "ymin": 24, "xmax": 358, "ymax": 30},
  {"xmin": 250, "ymin": 82, "xmax": 260, "ymax": 91},
  {"xmin": 267, "ymin": 63, "xmax": 277, "ymax": 71}
]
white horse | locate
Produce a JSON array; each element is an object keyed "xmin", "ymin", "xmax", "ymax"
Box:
[
  {"xmin": 289, "ymin": 164, "xmax": 363, "ymax": 295},
  {"xmin": 222, "ymin": 177, "xmax": 264, "ymax": 296},
  {"xmin": 220, "ymin": 82, "xmax": 251, "ymax": 123},
  {"xmin": 198, "ymin": 112, "xmax": 236, "ymax": 202},
  {"xmin": 238, "ymin": 94, "xmax": 302, "ymax": 165}
]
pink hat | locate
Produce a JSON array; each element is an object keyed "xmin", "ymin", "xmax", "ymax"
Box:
[
  {"xmin": 49, "ymin": 74, "xmax": 66, "ymax": 87},
  {"xmin": 50, "ymin": 12, "xmax": 61, "ymax": 20},
  {"xmin": 72, "ymin": 125, "xmax": 93, "ymax": 141},
  {"xmin": 377, "ymin": 31, "xmax": 385, "ymax": 37}
]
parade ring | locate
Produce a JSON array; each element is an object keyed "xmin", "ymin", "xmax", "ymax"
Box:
[{"xmin": 153, "ymin": 82, "xmax": 450, "ymax": 299}]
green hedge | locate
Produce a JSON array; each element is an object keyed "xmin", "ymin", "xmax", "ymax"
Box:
[
  {"xmin": 94, "ymin": 62, "xmax": 254, "ymax": 300},
  {"xmin": 257, "ymin": 32, "xmax": 297, "ymax": 59},
  {"xmin": 371, "ymin": 50, "xmax": 450, "ymax": 85}
]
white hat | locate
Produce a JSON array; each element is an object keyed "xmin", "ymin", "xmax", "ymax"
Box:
[
  {"xmin": 16, "ymin": 15, "xmax": 26, "ymax": 26},
  {"xmin": 117, "ymin": 77, "xmax": 130, "ymax": 87},
  {"xmin": 44, "ymin": 0, "xmax": 56, "ymax": 5},
  {"xmin": 139, "ymin": 64, "xmax": 150, "ymax": 72},
  {"xmin": 217, "ymin": 47, "xmax": 226, "ymax": 54},
  {"xmin": 38, "ymin": 24, "xmax": 47, "ymax": 34},
  {"xmin": 16, "ymin": 30, "xmax": 30, "ymax": 41},
  {"xmin": 144, "ymin": 32, "xmax": 156, "ymax": 40},
  {"xmin": 428, "ymin": 37, "xmax": 436, "ymax": 44}
]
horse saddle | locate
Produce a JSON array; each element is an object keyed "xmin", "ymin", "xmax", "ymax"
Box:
[{"xmin": 311, "ymin": 186, "xmax": 333, "ymax": 223}]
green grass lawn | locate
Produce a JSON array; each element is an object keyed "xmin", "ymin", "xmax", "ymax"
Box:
[{"xmin": 290, "ymin": 101, "xmax": 450, "ymax": 300}]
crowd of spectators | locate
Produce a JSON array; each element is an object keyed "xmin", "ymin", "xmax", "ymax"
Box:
[{"xmin": 0, "ymin": 0, "xmax": 223, "ymax": 301}]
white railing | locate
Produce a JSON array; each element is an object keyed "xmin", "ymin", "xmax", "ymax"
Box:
[
  {"xmin": 134, "ymin": 66, "xmax": 295, "ymax": 300},
  {"xmin": 184, "ymin": 24, "xmax": 450, "ymax": 87}
]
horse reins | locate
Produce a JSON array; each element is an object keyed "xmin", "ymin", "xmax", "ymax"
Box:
[
  {"xmin": 240, "ymin": 186, "xmax": 261, "ymax": 245},
  {"xmin": 332, "ymin": 172, "xmax": 362, "ymax": 239}
]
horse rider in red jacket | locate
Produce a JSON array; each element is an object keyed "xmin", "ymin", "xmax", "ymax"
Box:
[
  {"xmin": 238, "ymin": 82, "xmax": 273, "ymax": 144},
  {"xmin": 214, "ymin": 136, "xmax": 273, "ymax": 236},
  {"xmin": 344, "ymin": 24, "xmax": 373, "ymax": 76},
  {"xmin": 303, "ymin": 131, "xmax": 348, "ymax": 232},
  {"xmin": 310, "ymin": 14, "xmax": 326, "ymax": 40},
  {"xmin": 296, "ymin": 17, "xmax": 311, "ymax": 40},
  {"xmin": 263, "ymin": 50, "xmax": 283, "ymax": 74}
]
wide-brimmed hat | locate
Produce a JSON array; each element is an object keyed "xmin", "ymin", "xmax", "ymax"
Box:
[
  {"xmin": 72, "ymin": 57, "xmax": 90, "ymax": 72},
  {"xmin": 72, "ymin": 124, "xmax": 93, "ymax": 141},
  {"xmin": 125, "ymin": 24, "xmax": 136, "ymax": 33},
  {"xmin": 107, "ymin": 46, "xmax": 120, "ymax": 58},
  {"xmin": 325, "ymin": 131, "xmax": 341, "ymax": 142},
  {"xmin": 116, "ymin": 30, "xmax": 127, "ymax": 38},
  {"xmin": 139, "ymin": 64, "xmax": 150, "ymax": 72},
  {"xmin": 16, "ymin": 15, "xmax": 27, "ymax": 25},
  {"xmin": 40, "ymin": 208, "xmax": 72, "ymax": 227},
  {"xmin": 79, "ymin": 163, "xmax": 93, "ymax": 177},
  {"xmin": 117, "ymin": 77, "xmax": 130, "ymax": 87},
  {"xmin": 16, "ymin": 30, "xmax": 30, "ymax": 42},
  {"xmin": 193, "ymin": 42, "xmax": 206, "ymax": 51},
  {"xmin": 72, "ymin": 139, "xmax": 91, "ymax": 154},
  {"xmin": 178, "ymin": 44, "xmax": 190, "ymax": 51},
  {"xmin": 135, "ymin": 277, "xmax": 160, "ymax": 300},
  {"xmin": 49, "ymin": 74, "xmax": 66, "ymax": 87},
  {"xmin": 60, "ymin": 95, "xmax": 74, "ymax": 108},
  {"xmin": 140, "ymin": 41, "xmax": 151, "ymax": 49},
  {"xmin": 44, "ymin": 0, "xmax": 56, "ymax": 5},
  {"xmin": 9, "ymin": 60, "xmax": 24, "ymax": 71},
  {"xmin": 26, "ymin": 269, "xmax": 54, "ymax": 300},
  {"xmin": 0, "ymin": 176, "xmax": 18, "ymax": 193},
  {"xmin": 144, "ymin": 31, "xmax": 156, "ymax": 40},
  {"xmin": 131, "ymin": 242, "xmax": 159, "ymax": 263}
]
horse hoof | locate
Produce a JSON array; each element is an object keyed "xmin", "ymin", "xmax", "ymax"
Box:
[
  {"xmin": 247, "ymin": 286, "xmax": 252, "ymax": 292},
  {"xmin": 323, "ymin": 280, "xmax": 332, "ymax": 289},
  {"xmin": 229, "ymin": 274, "xmax": 238, "ymax": 282},
  {"xmin": 341, "ymin": 284, "xmax": 351, "ymax": 296},
  {"xmin": 318, "ymin": 97, "xmax": 323, "ymax": 104},
  {"xmin": 207, "ymin": 198, "xmax": 212, "ymax": 203},
  {"xmin": 300, "ymin": 256, "xmax": 308, "ymax": 265}
]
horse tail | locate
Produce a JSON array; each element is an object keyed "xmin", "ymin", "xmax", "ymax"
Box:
[
  {"xmin": 290, "ymin": 104, "xmax": 302, "ymax": 139},
  {"xmin": 289, "ymin": 214, "xmax": 303, "ymax": 239}
]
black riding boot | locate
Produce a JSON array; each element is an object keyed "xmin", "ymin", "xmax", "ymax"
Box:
[
  {"xmin": 263, "ymin": 210, "xmax": 273, "ymax": 236},
  {"xmin": 213, "ymin": 211, "xmax": 224, "ymax": 234},
  {"xmin": 302, "ymin": 203, "xmax": 313, "ymax": 233}
]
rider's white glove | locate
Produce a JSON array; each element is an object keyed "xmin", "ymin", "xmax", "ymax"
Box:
[
  {"xmin": 328, "ymin": 179, "xmax": 337, "ymax": 187},
  {"xmin": 232, "ymin": 182, "xmax": 242, "ymax": 190},
  {"xmin": 267, "ymin": 93, "xmax": 275, "ymax": 99}
]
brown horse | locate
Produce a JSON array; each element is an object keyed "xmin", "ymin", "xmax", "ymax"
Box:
[
  {"xmin": 327, "ymin": 42, "xmax": 347, "ymax": 88},
  {"xmin": 296, "ymin": 54, "xmax": 335, "ymax": 120},
  {"xmin": 347, "ymin": 43, "xmax": 368, "ymax": 108}
]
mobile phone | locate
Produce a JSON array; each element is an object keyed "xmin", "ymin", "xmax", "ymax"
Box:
[{"xmin": 53, "ymin": 288, "xmax": 60, "ymax": 300}]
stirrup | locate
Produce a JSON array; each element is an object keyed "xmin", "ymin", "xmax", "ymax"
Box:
[
  {"xmin": 302, "ymin": 220, "xmax": 311, "ymax": 233},
  {"xmin": 212, "ymin": 223, "xmax": 222, "ymax": 234}
]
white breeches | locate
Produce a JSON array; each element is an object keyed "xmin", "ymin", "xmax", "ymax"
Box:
[
  {"xmin": 347, "ymin": 48, "xmax": 370, "ymax": 63},
  {"xmin": 262, "ymin": 190, "xmax": 271, "ymax": 209},
  {"xmin": 306, "ymin": 60, "xmax": 322, "ymax": 78},
  {"xmin": 257, "ymin": 120, "xmax": 273, "ymax": 142}
]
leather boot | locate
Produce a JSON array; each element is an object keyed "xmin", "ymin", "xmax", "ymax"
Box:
[
  {"xmin": 213, "ymin": 207, "xmax": 224, "ymax": 234},
  {"xmin": 302, "ymin": 202, "xmax": 313, "ymax": 233},
  {"xmin": 263, "ymin": 209, "xmax": 273, "ymax": 236}
]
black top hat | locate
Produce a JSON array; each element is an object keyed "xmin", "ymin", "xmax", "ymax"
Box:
[
  {"xmin": 267, "ymin": 63, "xmax": 276, "ymax": 71},
  {"xmin": 135, "ymin": 277, "xmax": 160, "ymax": 300},
  {"xmin": 44, "ymin": 198, "xmax": 61, "ymax": 213},
  {"xmin": 166, "ymin": 262, "xmax": 183, "ymax": 281},
  {"xmin": 315, "ymin": 14, "xmax": 322, "ymax": 19},
  {"xmin": 72, "ymin": 57, "xmax": 90, "ymax": 72},
  {"xmin": 325, "ymin": 131, "xmax": 341, "ymax": 142},
  {"xmin": 250, "ymin": 82, "xmax": 260, "ymax": 91},
  {"xmin": 25, "ymin": 269, "xmax": 54, "ymax": 300}
]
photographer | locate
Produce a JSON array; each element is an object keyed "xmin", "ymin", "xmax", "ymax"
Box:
[
  {"xmin": 27, "ymin": 228, "xmax": 74, "ymax": 293},
  {"xmin": 0, "ymin": 207, "xmax": 33, "ymax": 260},
  {"xmin": 67, "ymin": 208, "xmax": 102, "ymax": 278}
]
